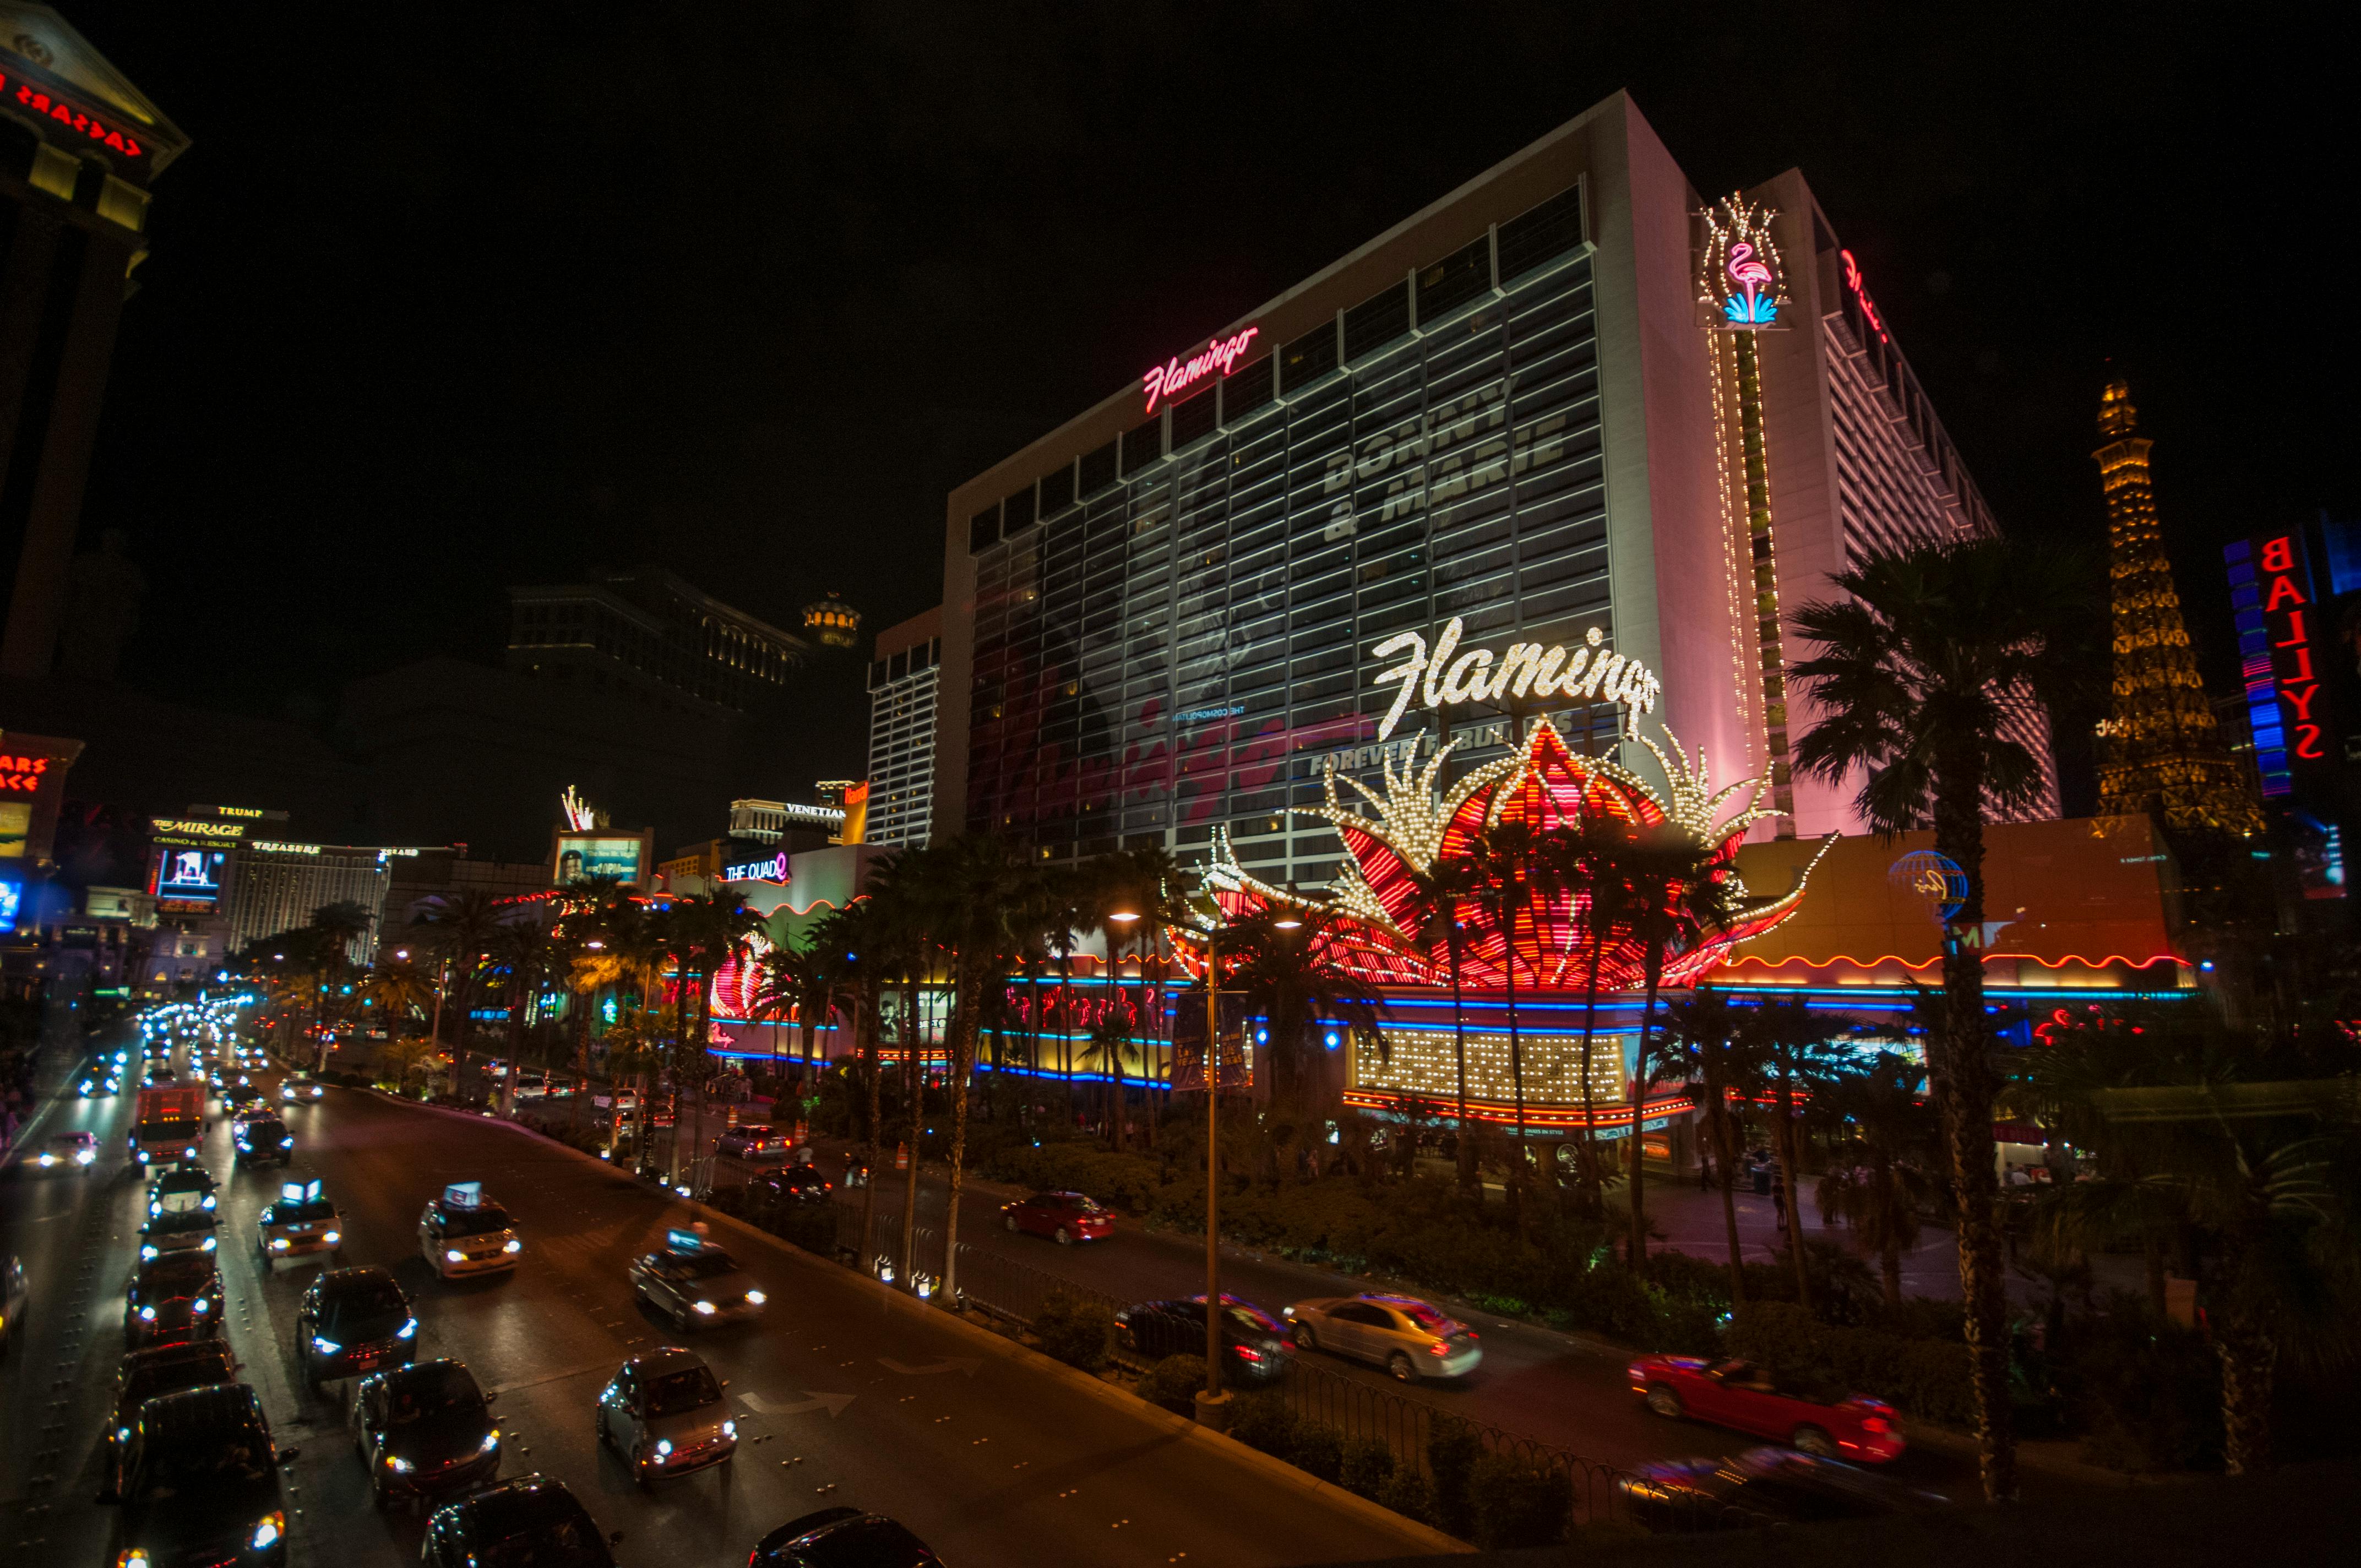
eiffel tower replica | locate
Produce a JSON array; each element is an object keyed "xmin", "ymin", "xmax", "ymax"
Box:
[{"xmin": 2093, "ymin": 378, "xmax": 2265, "ymax": 837}]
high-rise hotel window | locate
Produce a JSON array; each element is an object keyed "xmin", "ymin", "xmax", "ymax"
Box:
[{"xmin": 968, "ymin": 179, "xmax": 1609, "ymax": 883}]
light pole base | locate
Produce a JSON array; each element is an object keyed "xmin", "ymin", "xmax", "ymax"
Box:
[{"xmin": 1193, "ymin": 1389, "xmax": 1233, "ymax": 1431}]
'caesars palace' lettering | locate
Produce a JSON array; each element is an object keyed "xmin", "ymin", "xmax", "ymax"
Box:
[{"xmin": 1370, "ymin": 617, "xmax": 1662, "ymax": 742}]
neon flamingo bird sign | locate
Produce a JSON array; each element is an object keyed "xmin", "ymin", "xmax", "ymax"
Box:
[
  {"xmin": 1723, "ymin": 242, "xmax": 1778, "ymax": 325},
  {"xmin": 1142, "ymin": 326, "xmax": 1259, "ymax": 413}
]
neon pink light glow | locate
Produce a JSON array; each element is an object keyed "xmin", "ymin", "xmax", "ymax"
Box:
[
  {"xmin": 1142, "ymin": 326, "xmax": 1259, "ymax": 413},
  {"xmin": 1839, "ymin": 249, "xmax": 1888, "ymax": 343},
  {"xmin": 1726, "ymin": 241, "xmax": 1774, "ymax": 322}
]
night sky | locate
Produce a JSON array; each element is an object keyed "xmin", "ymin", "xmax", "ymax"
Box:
[{"xmin": 62, "ymin": 3, "xmax": 2353, "ymax": 802}]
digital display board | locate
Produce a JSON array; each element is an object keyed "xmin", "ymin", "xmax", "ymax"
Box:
[
  {"xmin": 553, "ymin": 832, "xmax": 647, "ymax": 887},
  {"xmin": 0, "ymin": 879, "xmax": 19, "ymax": 934},
  {"xmin": 0, "ymin": 801, "xmax": 28, "ymax": 859},
  {"xmin": 154, "ymin": 846, "xmax": 229, "ymax": 908}
]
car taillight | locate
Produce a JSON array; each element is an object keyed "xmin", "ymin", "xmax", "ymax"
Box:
[
  {"xmin": 1427, "ymin": 1341, "xmax": 1449, "ymax": 1355},
  {"xmin": 1236, "ymin": 1347, "xmax": 1263, "ymax": 1363},
  {"xmin": 1862, "ymin": 1417, "xmax": 1891, "ymax": 1434}
]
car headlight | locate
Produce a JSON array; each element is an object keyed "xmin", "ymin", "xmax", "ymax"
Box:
[
  {"xmin": 446, "ymin": 1249, "xmax": 466, "ymax": 1263},
  {"xmin": 77, "ymin": 1149, "xmax": 95, "ymax": 1164},
  {"xmin": 140, "ymin": 1245, "xmax": 159, "ymax": 1260},
  {"xmin": 384, "ymin": 1454, "xmax": 413, "ymax": 1472},
  {"xmin": 281, "ymin": 1138, "xmax": 293, "ymax": 1148},
  {"xmin": 183, "ymin": 1147, "xmax": 197, "ymax": 1158},
  {"xmin": 743, "ymin": 1289, "xmax": 767, "ymax": 1305},
  {"xmin": 692, "ymin": 1299, "xmax": 717, "ymax": 1315},
  {"xmin": 502, "ymin": 1238, "xmax": 522, "ymax": 1254},
  {"xmin": 396, "ymin": 1317, "xmax": 417, "ymax": 1340},
  {"xmin": 194, "ymin": 1298, "xmax": 211, "ymax": 1314},
  {"xmin": 323, "ymin": 1231, "xmax": 340, "ymax": 1244},
  {"xmin": 117, "ymin": 1425, "xmax": 132, "ymax": 1443},
  {"xmin": 201, "ymin": 1236, "xmax": 217, "ymax": 1253},
  {"xmin": 653, "ymin": 1438, "xmax": 673, "ymax": 1456},
  {"xmin": 122, "ymin": 1550, "xmax": 150, "ymax": 1567},
  {"xmin": 312, "ymin": 1336, "xmax": 340, "ymax": 1354},
  {"xmin": 149, "ymin": 1201, "xmax": 162, "ymax": 1216},
  {"xmin": 479, "ymin": 1430, "xmax": 500, "ymax": 1453},
  {"xmin": 202, "ymin": 1194, "xmax": 217, "ymax": 1209},
  {"xmin": 270, "ymin": 1239, "xmax": 290, "ymax": 1250},
  {"xmin": 721, "ymin": 1419, "xmax": 737, "ymax": 1438},
  {"xmin": 36, "ymin": 1154, "xmax": 55, "ymax": 1166},
  {"xmin": 139, "ymin": 1306, "xmax": 156, "ymax": 1321},
  {"xmin": 252, "ymin": 1510, "xmax": 283, "ymax": 1550}
]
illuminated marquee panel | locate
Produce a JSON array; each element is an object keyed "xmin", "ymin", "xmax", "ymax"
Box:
[
  {"xmin": 2, "ymin": 72, "xmax": 151, "ymax": 162},
  {"xmin": 1352, "ymin": 1025, "xmax": 1629, "ymax": 1112}
]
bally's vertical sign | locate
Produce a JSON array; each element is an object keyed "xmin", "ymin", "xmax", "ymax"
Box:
[{"xmin": 2235, "ymin": 530, "xmax": 2361, "ymax": 786}]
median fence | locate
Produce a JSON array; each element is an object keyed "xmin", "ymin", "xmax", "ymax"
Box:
[{"xmin": 802, "ymin": 1199, "xmax": 1698, "ymax": 1540}]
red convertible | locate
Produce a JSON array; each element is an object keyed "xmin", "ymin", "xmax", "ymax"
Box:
[
  {"xmin": 1628, "ymin": 1355, "xmax": 1905, "ymax": 1463},
  {"xmin": 999, "ymin": 1190, "xmax": 1113, "ymax": 1245}
]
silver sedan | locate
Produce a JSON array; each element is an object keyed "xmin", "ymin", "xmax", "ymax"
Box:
[
  {"xmin": 1283, "ymin": 1292, "xmax": 1483, "ymax": 1381},
  {"xmin": 627, "ymin": 1240, "xmax": 767, "ymax": 1331},
  {"xmin": 595, "ymin": 1346, "xmax": 737, "ymax": 1486}
]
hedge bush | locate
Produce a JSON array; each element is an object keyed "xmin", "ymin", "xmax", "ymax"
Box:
[
  {"xmin": 1226, "ymin": 1392, "xmax": 1303, "ymax": 1460},
  {"xmin": 1337, "ymin": 1437, "xmax": 1396, "ymax": 1500},
  {"xmin": 1032, "ymin": 1293, "xmax": 1114, "ymax": 1373},
  {"xmin": 1139, "ymin": 1355, "xmax": 1204, "ymax": 1414},
  {"xmin": 1726, "ymin": 1300, "xmax": 1975, "ymax": 1426},
  {"xmin": 1427, "ymin": 1418, "xmax": 1484, "ymax": 1538},
  {"xmin": 1467, "ymin": 1452, "xmax": 1570, "ymax": 1549}
]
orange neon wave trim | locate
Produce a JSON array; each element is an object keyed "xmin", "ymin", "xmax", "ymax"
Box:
[{"xmin": 1712, "ymin": 950, "xmax": 2190, "ymax": 974}]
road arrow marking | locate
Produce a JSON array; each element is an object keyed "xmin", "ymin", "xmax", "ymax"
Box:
[
  {"xmin": 739, "ymin": 1390, "xmax": 855, "ymax": 1418},
  {"xmin": 878, "ymin": 1357, "xmax": 981, "ymax": 1378}
]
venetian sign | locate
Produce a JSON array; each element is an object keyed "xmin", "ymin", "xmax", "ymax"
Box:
[{"xmin": 1369, "ymin": 617, "xmax": 1662, "ymax": 741}]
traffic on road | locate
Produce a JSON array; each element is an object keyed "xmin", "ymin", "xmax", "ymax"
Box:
[{"xmin": 0, "ymin": 1016, "xmax": 1453, "ymax": 1568}]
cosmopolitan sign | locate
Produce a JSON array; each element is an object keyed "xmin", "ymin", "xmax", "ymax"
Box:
[
  {"xmin": 1143, "ymin": 326, "xmax": 1259, "ymax": 414},
  {"xmin": 1370, "ymin": 617, "xmax": 1662, "ymax": 742}
]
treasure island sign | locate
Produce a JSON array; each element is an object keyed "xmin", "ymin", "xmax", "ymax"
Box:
[{"xmin": 1369, "ymin": 616, "xmax": 1662, "ymax": 741}]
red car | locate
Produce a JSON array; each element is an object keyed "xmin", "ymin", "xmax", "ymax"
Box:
[
  {"xmin": 1628, "ymin": 1355, "xmax": 1905, "ymax": 1463},
  {"xmin": 999, "ymin": 1190, "xmax": 1113, "ymax": 1245}
]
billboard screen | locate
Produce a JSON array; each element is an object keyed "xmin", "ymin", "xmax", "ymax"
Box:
[
  {"xmin": 553, "ymin": 832, "xmax": 646, "ymax": 886},
  {"xmin": 154, "ymin": 846, "xmax": 229, "ymax": 908},
  {"xmin": 0, "ymin": 878, "xmax": 18, "ymax": 933}
]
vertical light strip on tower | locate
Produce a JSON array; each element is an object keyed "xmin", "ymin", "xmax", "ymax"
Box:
[{"xmin": 1699, "ymin": 196, "xmax": 1794, "ymax": 831}]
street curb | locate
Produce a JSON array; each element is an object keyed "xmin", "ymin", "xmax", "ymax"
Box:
[{"xmin": 352, "ymin": 1090, "xmax": 1468, "ymax": 1555}]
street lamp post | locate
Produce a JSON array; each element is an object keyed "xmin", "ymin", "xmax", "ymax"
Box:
[{"xmin": 1198, "ymin": 912, "xmax": 1225, "ymax": 1427}]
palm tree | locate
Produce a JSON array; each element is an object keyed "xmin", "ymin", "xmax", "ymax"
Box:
[
  {"xmin": 1393, "ymin": 849, "xmax": 1489, "ymax": 1192},
  {"xmin": 417, "ymin": 889, "xmax": 509, "ymax": 1102},
  {"xmin": 812, "ymin": 899, "xmax": 889, "ymax": 1263},
  {"xmin": 666, "ymin": 890, "xmax": 768, "ymax": 1186},
  {"xmin": 486, "ymin": 909, "xmax": 558, "ymax": 1116},
  {"xmin": 1462, "ymin": 821, "xmax": 1560, "ymax": 1228},
  {"xmin": 1788, "ymin": 535, "xmax": 2096, "ymax": 1501},
  {"xmin": 1813, "ymin": 1051, "xmax": 1941, "ymax": 1307},
  {"xmin": 1741, "ymin": 996, "xmax": 1857, "ymax": 1308},
  {"xmin": 356, "ymin": 959, "xmax": 433, "ymax": 1042},
  {"xmin": 1653, "ymin": 987, "xmax": 1765, "ymax": 1304},
  {"xmin": 1223, "ymin": 908, "xmax": 1388, "ymax": 1181},
  {"xmin": 1617, "ymin": 822, "xmax": 1748, "ymax": 1267},
  {"xmin": 923, "ymin": 835, "xmax": 1040, "ymax": 1303},
  {"xmin": 1560, "ymin": 811, "xmax": 1637, "ymax": 1218},
  {"xmin": 306, "ymin": 901, "xmax": 373, "ymax": 1070}
]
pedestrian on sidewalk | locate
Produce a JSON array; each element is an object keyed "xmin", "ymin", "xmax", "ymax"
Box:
[{"xmin": 1771, "ymin": 1169, "xmax": 1788, "ymax": 1231}]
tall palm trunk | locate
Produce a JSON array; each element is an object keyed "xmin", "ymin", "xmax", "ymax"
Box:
[
  {"xmin": 942, "ymin": 952, "xmax": 978, "ymax": 1306},
  {"xmin": 1709, "ymin": 1081, "xmax": 1747, "ymax": 1304},
  {"xmin": 1446, "ymin": 928, "xmax": 1476, "ymax": 1194},
  {"xmin": 1502, "ymin": 901, "xmax": 1528, "ymax": 1237},
  {"xmin": 898, "ymin": 968, "xmax": 924, "ymax": 1291},
  {"xmin": 1931, "ymin": 767, "xmax": 2014, "ymax": 1501},
  {"xmin": 2216, "ymin": 1317, "xmax": 2277, "ymax": 1476},
  {"xmin": 1628, "ymin": 949, "xmax": 1662, "ymax": 1267},
  {"xmin": 1575, "ymin": 930, "xmax": 1607, "ymax": 1219},
  {"xmin": 1772, "ymin": 1059, "xmax": 1811, "ymax": 1309},
  {"xmin": 859, "ymin": 978, "xmax": 883, "ymax": 1270}
]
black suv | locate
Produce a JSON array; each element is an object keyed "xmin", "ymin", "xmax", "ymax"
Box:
[
  {"xmin": 753, "ymin": 1164, "xmax": 834, "ymax": 1210},
  {"xmin": 353, "ymin": 1358, "xmax": 500, "ymax": 1506},
  {"xmin": 752, "ymin": 1507, "xmax": 942, "ymax": 1567},
  {"xmin": 111, "ymin": 1383, "xmax": 296, "ymax": 1568},
  {"xmin": 423, "ymin": 1475, "xmax": 616, "ymax": 1568},
  {"xmin": 297, "ymin": 1266, "xmax": 416, "ymax": 1385},
  {"xmin": 1116, "ymin": 1294, "xmax": 1291, "ymax": 1386},
  {"xmin": 104, "ymin": 1340, "xmax": 241, "ymax": 1499}
]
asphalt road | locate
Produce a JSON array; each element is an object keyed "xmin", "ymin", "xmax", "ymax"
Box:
[
  {"xmin": 1, "ymin": 1048, "xmax": 1451, "ymax": 1568},
  {"xmin": 839, "ymin": 1146, "xmax": 2043, "ymax": 1500}
]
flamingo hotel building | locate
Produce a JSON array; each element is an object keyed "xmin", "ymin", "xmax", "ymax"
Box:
[{"xmin": 920, "ymin": 92, "xmax": 2184, "ymax": 1150}]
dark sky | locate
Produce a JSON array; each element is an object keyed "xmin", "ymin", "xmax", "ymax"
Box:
[{"xmin": 64, "ymin": 2, "xmax": 2354, "ymax": 795}]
